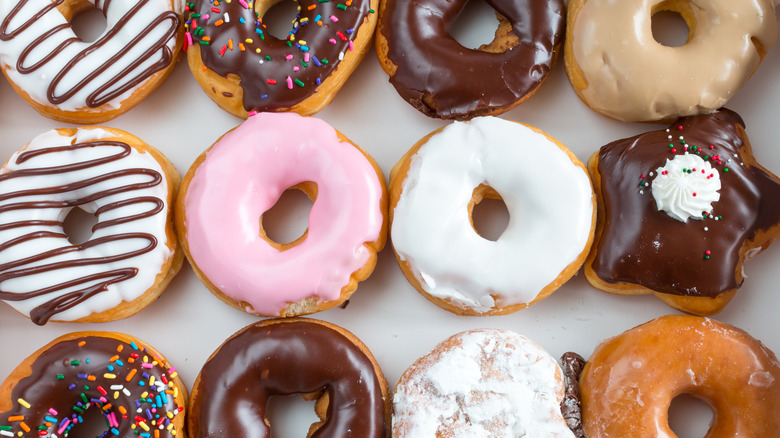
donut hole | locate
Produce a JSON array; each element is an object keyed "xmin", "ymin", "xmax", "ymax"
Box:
[
  {"xmin": 266, "ymin": 393, "xmax": 322, "ymax": 437},
  {"xmin": 71, "ymin": 405, "xmax": 113, "ymax": 437},
  {"xmin": 651, "ymin": 8, "xmax": 691, "ymax": 47},
  {"xmin": 668, "ymin": 394, "xmax": 714, "ymax": 437},
  {"xmin": 260, "ymin": 183, "xmax": 316, "ymax": 249},
  {"xmin": 70, "ymin": 6, "xmax": 108, "ymax": 43},
  {"xmin": 469, "ymin": 184, "xmax": 509, "ymax": 242},
  {"xmin": 62, "ymin": 207, "xmax": 98, "ymax": 245},
  {"xmin": 449, "ymin": 0, "xmax": 505, "ymax": 50},
  {"xmin": 257, "ymin": 0, "xmax": 300, "ymax": 40}
]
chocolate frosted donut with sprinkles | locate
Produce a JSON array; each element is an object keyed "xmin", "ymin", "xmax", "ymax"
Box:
[
  {"xmin": 0, "ymin": 0, "xmax": 183, "ymax": 124},
  {"xmin": 0, "ymin": 127, "xmax": 183, "ymax": 325},
  {"xmin": 185, "ymin": 0, "xmax": 379, "ymax": 118},
  {"xmin": 0, "ymin": 332, "xmax": 187, "ymax": 438}
]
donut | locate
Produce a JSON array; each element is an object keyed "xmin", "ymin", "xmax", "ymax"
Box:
[
  {"xmin": 389, "ymin": 117, "xmax": 595, "ymax": 315},
  {"xmin": 585, "ymin": 109, "xmax": 780, "ymax": 315},
  {"xmin": 0, "ymin": 127, "xmax": 183, "ymax": 325},
  {"xmin": 393, "ymin": 329, "xmax": 577, "ymax": 437},
  {"xmin": 176, "ymin": 112, "xmax": 387, "ymax": 317},
  {"xmin": 184, "ymin": 0, "xmax": 379, "ymax": 118},
  {"xmin": 579, "ymin": 315, "xmax": 780, "ymax": 436},
  {"xmin": 375, "ymin": 0, "xmax": 565, "ymax": 120},
  {"xmin": 0, "ymin": 331, "xmax": 188, "ymax": 438},
  {"xmin": 0, "ymin": 0, "xmax": 183, "ymax": 124},
  {"xmin": 564, "ymin": 0, "xmax": 777, "ymax": 122},
  {"xmin": 189, "ymin": 318, "xmax": 390, "ymax": 437}
]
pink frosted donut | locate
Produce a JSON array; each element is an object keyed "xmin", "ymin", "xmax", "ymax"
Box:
[{"xmin": 176, "ymin": 113, "xmax": 387, "ymax": 317}]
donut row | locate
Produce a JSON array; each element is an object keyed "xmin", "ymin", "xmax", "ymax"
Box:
[
  {"xmin": 2, "ymin": 315, "xmax": 778, "ymax": 437},
  {"xmin": 0, "ymin": 0, "xmax": 775, "ymax": 122},
  {"xmin": 1, "ymin": 108, "xmax": 779, "ymax": 324}
]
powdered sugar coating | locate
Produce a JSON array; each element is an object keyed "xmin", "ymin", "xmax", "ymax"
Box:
[{"xmin": 393, "ymin": 329, "xmax": 574, "ymax": 438}]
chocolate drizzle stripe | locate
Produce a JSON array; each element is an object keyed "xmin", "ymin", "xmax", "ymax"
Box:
[
  {"xmin": 1, "ymin": 0, "xmax": 180, "ymax": 108},
  {"xmin": 0, "ymin": 139, "xmax": 167, "ymax": 325}
]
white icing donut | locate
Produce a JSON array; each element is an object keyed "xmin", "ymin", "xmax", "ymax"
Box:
[
  {"xmin": 390, "ymin": 117, "xmax": 595, "ymax": 315},
  {"xmin": 0, "ymin": 127, "xmax": 180, "ymax": 325},
  {"xmin": 0, "ymin": 0, "xmax": 182, "ymax": 123},
  {"xmin": 393, "ymin": 329, "xmax": 575, "ymax": 437}
]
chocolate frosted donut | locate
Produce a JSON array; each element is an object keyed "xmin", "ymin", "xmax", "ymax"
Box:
[
  {"xmin": 0, "ymin": 332, "xmax": 188, "ymax": 438},
  {"xmin": 185, "ymin": 0, "xmax": 379, "ymax": 118},
  {"xmin": 189, "ymin": 318, "xmax": 390, "ymax": 438},
  {"xmin": 585, "ymin": 109, "xmax": 780, "ymax": 315},
  {"xmin": 375, "ymin": 0, "xmax": 565, "ymax": 120}
]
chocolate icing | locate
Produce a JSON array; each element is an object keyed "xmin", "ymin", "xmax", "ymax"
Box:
[
  {"xmin": 378, "ymin": 0, "xmax": 564, "ymax": 120},
  {"xmin": 560, "ymin": 352, "xmax": 585, "ymax": 438},
  {"xmin": 0, "ymin": 140, "xmax": 165, "ymax": 325},
  {"xmin": 189, "ymin": 320, "xmax": 387, "ymax": 438},
  {"xmin": 592, "ymin": 109, "xmax": 780, "ymax": 297},
  {"xmin": 0, "ymin": 0, "xmax": 180, "ymax": 108},
  {"xmin": 188, "ymin": 0, "xmax": 373, "ymax": 112},
  {"xmin": 0, "ymin": 335, "xmax": 184, "ymax": 437}
]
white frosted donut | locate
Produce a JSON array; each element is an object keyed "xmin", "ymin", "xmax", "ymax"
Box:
[
  {"xmin": 0, "ymin": 127, "xmax": 181, "ymax": 325},
  {"xmin": 393, "ymin": 329, "xmax": 575, "ymax": 437},
  {"xmin": 565, "ymin": 0, "xmax": 778, "ymax": 122},
  {"xmin": 389, "ymin": 117, "xmax": 595, "ymax": 315},
  {"xmin": 0, "ymin": 0, "xmax": 182, "ymax": 124}
]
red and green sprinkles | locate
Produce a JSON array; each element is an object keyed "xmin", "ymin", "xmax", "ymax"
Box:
[{"xmin": 1, "ymin": 339, "xmax": 183, "ymax": 438}]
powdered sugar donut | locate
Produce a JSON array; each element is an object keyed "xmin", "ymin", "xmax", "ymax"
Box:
[
  {"xmin": 389, "ymin": 117, "xmax": 595, "ymax": 315},
  {"xmin": 177, "ymin": 112, "xmax": 387, "ymax": 317},
  {"xmin": 0, "ymin": 0, "xmax": 183, "ymax": 124},
  {"xmin": 0, "ymin": 127, "xmax": 182, "ymax": 325},
  {"xmin": 393, "ymin": 329, "xmax": 577, "ymax": 437}
]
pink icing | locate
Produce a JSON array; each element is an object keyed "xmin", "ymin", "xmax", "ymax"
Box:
[{"xmin": 183, "ymin": 113, "xmax": 384, "ymax": 315}]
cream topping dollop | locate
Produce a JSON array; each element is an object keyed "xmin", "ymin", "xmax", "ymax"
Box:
[{"xmin": 652, "ymin": 153, "xmax": 721, "ymax": 222}]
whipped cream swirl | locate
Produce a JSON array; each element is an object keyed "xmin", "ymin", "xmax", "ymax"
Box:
[{"xmin": 652, "ymin": 153, "xmax": 721, "ymax": 222}]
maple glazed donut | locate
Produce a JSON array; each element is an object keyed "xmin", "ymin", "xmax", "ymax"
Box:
[
  {"xmin": 0, "ymin": 331, "xmax": 187, "ymax": 438},
  {"xmin": 585, "ymin": 109, "xmax": 780, "ymax": 315},
  {"xmin": 0, "ymin": 0, "xmax": 183, "ymax": 124},
  {"xmin": 185, "ymin": 0, "xmax": 379, "ymax": 118},
  {"xmin": 189, "ymin": 318, "xmax": 390, "ymax": 437},
  {"xmin": 565, "ymin": 0, "xmax": 778, "ymax": 122},
  {"xmin": 0, "ymin": 127, "xmax": 182, "ymax": 325},
  {"xmin": 176, "ymin": 112, "xmax": 387, "ymax": 317},
  {"xmin": 375, "ymin": 0, "xmax": 565, "ymax": 120},
  {"xmin": 393, "ymin": 329, "xmax": 578, "ymax": 437},
  {"xmin": 390, "ymin": 117, "xmax": 595, "ymax": 315},
  {"xmin": 580, "ymin": 315, "xmax": 780, "ymax": 437}
]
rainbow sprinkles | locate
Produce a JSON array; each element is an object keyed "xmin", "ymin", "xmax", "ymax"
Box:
[
  {"xmin": 0, "ymin": 335, "xmax": 185, "ymax": 438},
  {"xmin": 185, "ymin": 0, "xmax": 376, "ymax": 114}
]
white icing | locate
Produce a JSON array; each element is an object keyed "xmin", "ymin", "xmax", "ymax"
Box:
[
  {"xmin": 0, "ymin": 128, "xmax": 172, "ymax": 322},
  {"xmin": 652, "ymin": 153, "xmax": 721, "ymax": 222},
  {"xmin": 0, "ymin": 0, "xmax": 179, "ymax": 112},
  {"xmin": 391, "ymin": 117, "xmax": 593, "ymax": 313},
  {"xmin": 393, "ymin": 329, "xmax": 574, "ymax": 438}
]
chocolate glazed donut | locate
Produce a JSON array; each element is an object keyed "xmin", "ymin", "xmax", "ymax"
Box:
[
  {"xmin": 376, "ymin": 0, "xmax": 565, "ymax": 120},
  {"xmin": 188, "ymin": 318, "xmax": 390, "ymax": 438}
]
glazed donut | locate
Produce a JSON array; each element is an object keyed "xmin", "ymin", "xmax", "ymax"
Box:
[
  {"xmin": 189, "ymin": 318, "xmax": 390, "ymax": 437},
  {"xmin": 185, "ymin": 0, "xmax": 379, "ymax": 118},
  {"xmin": 176, "ymin": 112, "xmax": 387, "ymax": 317},
  {"xmin": 389, "ymin": 117, "xmax": 595, "ymax": 315},
  {"xmin": 0, "ymin": 127, "xmax": 182, "ymax": 325},
  {"xmin": 0, "ymin": 331, "xmax": 188, "ymax": 437},
  {"xmin": 585, "ymin": 109, "xmax": 780, "ymax": 315},
  {"xmin": 0, "ymin": 0, "xmax": 183, "ymax": 124},
  {"xmin": 393, "ymin": 329, "xmax": 577, "ymax": 437},
  {"xmin": 564, "ymin": 0, "xmax": 778, "ymax": 122},
  {"xmin": 375, "ymin": 0, "xmax": 565, "ymax": 120},
  {"xmin": 579, "ymin": 315, "xmax": 780, "ymax": 437}
]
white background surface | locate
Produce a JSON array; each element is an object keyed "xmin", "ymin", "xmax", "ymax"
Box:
[{"xmin": 1, "ymin": 3, "xmax": 779, "ymax": 436}]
